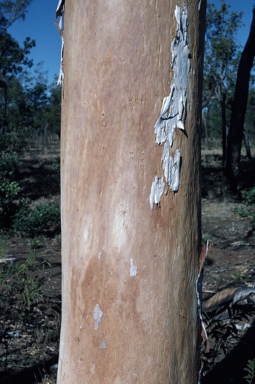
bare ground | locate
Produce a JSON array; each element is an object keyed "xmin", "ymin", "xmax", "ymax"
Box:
[{"xmin": 201, "ymin": 153, "xmax": 255, "ymax": 383}]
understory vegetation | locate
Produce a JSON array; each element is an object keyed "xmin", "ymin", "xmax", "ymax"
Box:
[
  {"xmin": 0, "ymin": 2, "xmax": 61, "ymax": 382},
  {"xmin": 234, "ymin": 187, "xmax": 255, "ymax": 228}
]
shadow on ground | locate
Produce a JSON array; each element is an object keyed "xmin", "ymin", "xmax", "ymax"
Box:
[
  {"xmin": 0, "ymin": 355, "xmax": 58, "ymax": 384},
  {"xmin": 202, "ymin": 318, "xmax": 255, "ymax": 384}
]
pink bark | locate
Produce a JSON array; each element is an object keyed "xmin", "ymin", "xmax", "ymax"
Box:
[{"xmin": 58, "ymin": 1, "xmax": 205, "ymax": 383}]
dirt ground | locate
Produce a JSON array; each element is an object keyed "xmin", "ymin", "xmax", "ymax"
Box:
[
  {"xmin": 0, "ymin": 153, "xmax": 61, "ymax": 384},
  {"xmin": 201, "ymin": 152, "xmax": 255, "ymax": 383},
  {"xmin": 201, "ymin": 199, "xmax": 255, "ymax": 383},
  {"xmin": 0, "ymin": 151, "xmax": 254, "ymax": 383}
]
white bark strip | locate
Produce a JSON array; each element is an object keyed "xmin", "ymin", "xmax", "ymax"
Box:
[
  {"xmin": 93, "ymin": 304, "xmax": 104, "ymax": 331},
  {"xmin": 149, "ymin": 176, "xmax": 165, "ymax": 209},
  {"xmin": 130, "ymin": 258, "xmax": 138, "ymax": 277},
  {"xmin": 151, "ymin": 5, "xmax": 190, "ymax": 208},
  {"xmin": 55, "ymin": 0, "xmax": 65, "ymax": 85}
]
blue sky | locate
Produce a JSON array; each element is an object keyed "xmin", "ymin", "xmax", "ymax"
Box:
[
  {"xmin": 218, "ymin": 0, "xmax": 254, "ymax": 45},
  {"xmin": 8, "ymin": 0, "xmax": 255, "ymax": 84},
  {"xmin": 9, "ymin": 0, "xmax": 61, "ymax": 84}
]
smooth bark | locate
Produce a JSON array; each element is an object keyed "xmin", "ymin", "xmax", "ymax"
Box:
[{"xmin": 57, "ymin": 1, "xmax": 205, "ymax": 383}]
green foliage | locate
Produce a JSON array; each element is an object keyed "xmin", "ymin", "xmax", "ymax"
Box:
[
  {"xmin": 53, "ymin": 157, "xmax": 60, "ymax": 172},
  {"xmin": 27, "ymin": 237, "xmax": 43, "ymax": 249},
  {"xmin": 0, "ymin": 249, "xmax": 43, "ymax": 313},
  {"xmin": 0, "ymin": 240, "xmax": 60, "ymax": 374},
  {"xmin": 0, "ymin": 23, "xmax": 35, "ymax": 169},
  {"xmin": 0, "ymin": 236, "xmax": 8, "ymax": 258},
  {"xmin": 0, "ymin": 179, "xmax": 20, "ymax": 200},
  {"xmin": 0, "ymin": 31, "xmax": 34, "ymax": 77},
  {"xmin": 202, "ymin": 0, "xmax": 243, "ymax": 147},
  {"xmin": 0, "ymin": 151, "xmax": 18, "ymax": 175},
  {"xmin": 47, "ymin": 85, "xmax": 61, "ymax": 137},
  {"xmin": 0, "ymin": 154, "xmax": 22, "ymax": 228},
  {"xmin": 0, "ymin": 0, "xmax": 33, "ymax": 30},
  {"xmin": 205, "ymin": 0, "xmax": 243, "ymax": 91},
  {"xmin": 0, "ymin": 130, "xmax": 32, "ymax": 154},
  {"xmin": 0, "ymin": 16, "xmax": 61, "ymax": 150},
  {"xmin": 0, "ymin": 1, "xmax": 61, "ymax": 159},
  {"xmin": 0, "ymin": 5, "xmax": 60, "ymax": 375},
  {"xmin": 243, "ymin": 359, "xmax": 255, "ymax": 384},
  {"xmin": 234, "ymin": 187, "xmax": 255, "ymax": 228},
  {"xmin": 241, "ymin": 187, "xmax": 255, "ymax": 206},
  {"xmin": 202, "ymin": 233, "xmax": 213, "ymax": 246},
  {"xmin": 0, "ymin": 150, "xmax": 69, "ymax": 238},
  {"xmin": 13, "ymin": 202, "xmax": 61, "ymax": 237},
  {"xmin": 234, "ymin": 206, "xmax": 250, "ymax": 218}
]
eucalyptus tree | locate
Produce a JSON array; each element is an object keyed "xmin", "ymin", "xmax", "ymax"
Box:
[{"xmin": 57, "ymin": 0, "xmax": 206, "ymax": 383}]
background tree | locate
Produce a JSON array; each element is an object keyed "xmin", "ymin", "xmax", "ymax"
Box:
[
  {"xmin": 0, "ymin": 0, "xmax": 61, "ymax": 230},
  {"xmin": 47, "ymin": 83, "xmax": 61, "ymax": 138},
  {"xmin": 226, "ymin": 8, "xmax": 255, "ymax": 190},
  {"xmin": 203, "ymin": 0, "xmax": 243, "ymax": 162},
  {"xmin": 57, "ymin": 0, "xmax": 205, "ymax": 383},
  {"xmin": 0, "ymin": 27, "xmax": 35, "ymax": 133},
  {"xmin": 0, "ymin": 0, "xmax": 32, "ymax": 30},
  {"xmin": 0, "ymin": 0, "xmax": 34, "ymax": 132},
  {"xmin": 245, "ymin": 88, "xmax": 255, "ymax": 156}
]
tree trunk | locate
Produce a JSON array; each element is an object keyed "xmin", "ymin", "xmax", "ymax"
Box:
[
  {"xmin": 43, "ymin": 122, "xmax": 49, "ymax": 154},
  {"xmin": 226, "ymin": 8, "xmax": 255, "ymax": 189},
  {"xmin": 221, "ymin": 92, "xmax": 227, "ymax": 165},
  {"xmin": 202, "ymin": 108, "xmax": 209, "ymax": 148},
  {"xmin": 243, "ymin": 125, "xmax": 252, "ymax": 159},
  {"xmin": 57, "ymin": 1, "xmax": 205, "ymax": 383}
]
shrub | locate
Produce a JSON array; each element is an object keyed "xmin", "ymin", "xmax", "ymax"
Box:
[
  {"xmin": 235, "ymin": 187, "xmax": 255, "ymax": 228},
  {"xmin": 0, "ymin": 237, "xmax": 8, "ymax": 259},
  {"xmin": 13, "ymin": 202, "xmax": 61, "ymax": 237},
  {"xmin": 241, "ymin": 187, "xmax": 255, "ymax": 206},
  {"xmin": 0, "ymin": 130, "xmax": 32, "ymax": 155},
  {"xmin": 0, "ymin": 153, "xmax": 18, "ymax": 176},
  {"xmin": 0, "ymin": 248, "xmax": 45, "ymax": 315},
  {"xmin": 53, "ymin": 157, "xmax": 60, "ymax": 172},
  {"xmin": 0, "ymin": 154, "xmax": 22, "ymax": 228}
]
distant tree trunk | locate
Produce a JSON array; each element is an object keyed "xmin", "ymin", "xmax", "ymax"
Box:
[
  {"xmin": 57, "ymin": 1, "xmax": 206, "ymax": 383},
  {"xmin": 243, "ymin": 125, "xmax": 252, "ymax": 159},
  {"xmin": 43, "ymin": 122, "xmax": 49, "ymax": 154},
  {"xmin": 0, "ymin": 78, "xmax": 7, "ymax": 134},
  {"xmin": 221, "ymin": 92, "xmax": 227, "ymax": 165},
  {"xmin": 202, "ymin": 105, "xmax": 212, "ymax": 149},
  {"xmin": 226, "ymin": 8, "xmax": 255, "ymax": 189}
]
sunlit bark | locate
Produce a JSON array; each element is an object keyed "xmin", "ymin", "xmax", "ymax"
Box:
[{"xmin": 57, "ymin": 1, "xmax": 205, "ymax": 383}]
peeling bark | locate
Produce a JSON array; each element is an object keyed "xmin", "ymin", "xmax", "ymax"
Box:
[{"xmin": 57, "ymin": 1, "xmax": 205, "ymax": 383}]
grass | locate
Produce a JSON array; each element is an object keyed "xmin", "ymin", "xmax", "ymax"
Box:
[
  {"xmin": 0, "ymin": 235, "xmax": 60, "ymax": 381},
  {"xmin": 0, "ymin": 237, "xmax": 9, "ymax": 259}
]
